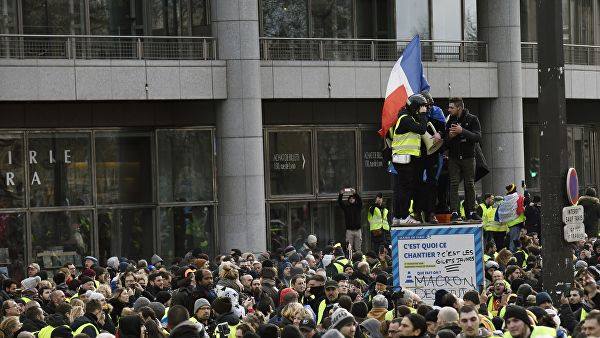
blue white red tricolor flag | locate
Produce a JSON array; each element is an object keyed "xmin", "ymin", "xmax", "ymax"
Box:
[{"xmin": 378, "ymin": 35, "xmax": 430, "ymax": 137}]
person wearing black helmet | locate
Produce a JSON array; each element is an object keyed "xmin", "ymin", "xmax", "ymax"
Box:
[
  {"xmin": 412, "ymin": 91, "xmax": 446, "ymax": 223},
  {"xmin": 390, "ymin": 93, "xmax": 428, "ymax": 225}
]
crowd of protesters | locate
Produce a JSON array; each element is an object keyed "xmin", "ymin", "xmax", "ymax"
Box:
[{"xmin": 0, "ymin": 188, "xmax": 599, "ymax": 338}]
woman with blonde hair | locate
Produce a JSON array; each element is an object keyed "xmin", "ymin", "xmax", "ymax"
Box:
[
  {"xmin": 68, "ymin": 306, "xmax": 85, "ymax": 324},
  {"xmin": 496, "ymin": 248, "xmax": 513, "ymax": 270},
  {"xmin": 216, "ymin": 262, "xmax": 242, "ymax": 292},
  {"xmin": 280, "ymin": 302, "xmax": 307, "ymax": 328},
  {"xmin": 0, "ymin": 316, "xmax": 22, "ymax": 338}
]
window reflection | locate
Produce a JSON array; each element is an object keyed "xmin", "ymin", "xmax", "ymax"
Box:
[
  {"xmin": 261, "ymin": 0, "xmax": 308, "ymax": 37},
  {"xmin": 0, "ymin": 136, "xmax": 24, "ymax": 208},
  {"xmin": 98, "ymin": 208, "xmax": 153, "ymax": 262},
  {"xmin": 0, "ymin": 213, "xmax": 25, "ymax": 281},
  {"xmin": 28, "ymin": 133, "xmax": 92, "ymax": 207},
  {"xmin": 361, "ymin": 131, "xmax": 391, "ymax": 192},
  {"xmin": 31, "ymin": 211, "xmax": 91, "ymax": 270},
  {"xmin": 269, "ymin": 204, "xmax": 288, "ymax": 252},
  {"xmin": 95, "ymin": 132, "xmax": 152, "ymax": 205},
  {"xmin": 160, "ymin": 206, "xmax": 213, "ymax": 260},
  {"xmin": 317, "ymin": 131, "xmax": 356, "ymax": 194},
  {"xmin": 396, "ymin": 0, "xmax": 430, "ymax": 39},
  {"xmin": 268, "ymin": 131, "xmax": 312, "ymax": 196},
  {"xmin": 311, "ymin": 0, "xmax": 353, "ymax": 38},
  {"xmin": 157, "ymin": 130, "xmax": 213, "ymax": 202},
  {"xmin": 22, "ymin": 0, "xmax": 85, "ymax": 35},
  {"xmin": 89, "ymin": 0, "xmax": 142, "ymax": 35},
  {"xmin": 0, "ymin": 0, "xmax": 17, "ymax": 34},
  {"xmin": 150, "ymin": 0, "xmax": 209, "ymax": 36}
]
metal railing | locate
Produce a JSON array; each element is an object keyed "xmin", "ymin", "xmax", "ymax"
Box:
[
  {"xmin": 522, "ymin": 42, "xmax": 600, "ymax": 65},
  {"xmin": 260, "ymin": 38, "xmax": 488, "ymax": 62},
  {"xmin": 0, "ymin": 34, "xmax": 217, "ymax": 60}
]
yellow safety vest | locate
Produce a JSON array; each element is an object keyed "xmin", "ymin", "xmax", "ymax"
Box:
[
  {"xmin": 503, "ymin": 325, "xmax": 556, "ymax": 338},
  {"xmin": 317, "ymin": 299, "xmax": 327, "ymax": 324},
  {"xmin": 506, "ymin": 213, "xmax": 526, "ymax": 228},
  {"xmin": 214, "ymin": 323, "xmax": 238, "ymax": 338},
  {"xmin": 392, "ymin": 114, "xmax": 421, "ymax": 157},
  {"xmin": 21, "ymin": 297, "xmax": 31, "ymax": 303},
  {"xmin": 333, "ymin": 258, "xmax": 349, "ymax": 274},
  {"xmin": 480, "ymin": 203, "xmax": 508, "ymax": 232},
  {"xmin": 515, "ymin": 249, "xmax": 529, "ymax": 268},
  {"xmin": 74, "ymin": 322, "xmax": 99, "ymax": 336},
  {"xmin": 368, "ymin": 207, "xmax": 390, "ymax": 231},
  {"xmin": 581, "ymin": 308, "xmax": 589, "ymax": 321},
  {"xmin": 38, "ymin": 325, "xmax": 71, "ymax": 338},
  {"xmin": 460, "ymin": 200, "xmax": 466, "ymax": 218}
]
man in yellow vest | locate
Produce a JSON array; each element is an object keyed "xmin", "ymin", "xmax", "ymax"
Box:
[
  {"xmin": 477, "ymin": 193, "xmax": 508, "ymax": 250},
  {"xmin": 368, "ymin": 193, "xmax": 390, "ymax": 251},
  {"xmin": 391, "ymin": 94, "xmax": 429, "ymax": 225},
  {"xmin": 71, "ymin": 299, "xmax": 104, "ymax": 337},
  {"xmin": 503, "ymin": 305, "xmax": 557, "ymax": 338}
]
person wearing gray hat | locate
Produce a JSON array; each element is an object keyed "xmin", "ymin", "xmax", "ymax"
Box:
[
  {"xmin": 193, "ymin": 298, "xmax": 212, "ymax": 327},
  {"xmin": 329, "ymin": 308, "xmax": 356, "ymax": 338},
  {"xmin": 151, "ymin": 254, "xmax": 163, "ymax": 267},
  {"xmin": 133, "ymin": 297, "xmax": 151, "ymax": 312},
  {"xmin": 148, "ymin": 302, "xmax": 166, "ymax": 321}
]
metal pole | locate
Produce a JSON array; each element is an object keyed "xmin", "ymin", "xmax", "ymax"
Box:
[{"xmin": 537, "ymin": 0, "xmax": 572, "ymax": 299}]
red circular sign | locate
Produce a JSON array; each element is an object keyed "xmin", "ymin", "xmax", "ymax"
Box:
[{"xmin": 567, "ymin": 168, "xmax": 579, "ymax": 206}]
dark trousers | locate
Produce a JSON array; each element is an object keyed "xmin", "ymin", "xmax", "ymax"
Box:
[
  {"xmin": 484, "ymin": 230, "xmax": 506, "ymax": 250},
  {"xmin": 371, "ymin": 230, "xmax": 389, "ymax": 251},
  {"xmin": 414, "ymin": 154, "xmax": 441, "ymax": 216},
  {"xmin": 449, "ymin": 157, "xmax": 476, "ymax": 215},
  {"xmin": 393, "ymin": 161, "xmax": 418, "ymax": 219}
]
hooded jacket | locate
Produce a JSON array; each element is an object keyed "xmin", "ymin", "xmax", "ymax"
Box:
[
  {"xmin": 579, "ymin": 195, "xmax": 600, "ymax": 237},
  {"xmin": 360, "ymin": 318, "xmax": 383, "ymax": 338}
]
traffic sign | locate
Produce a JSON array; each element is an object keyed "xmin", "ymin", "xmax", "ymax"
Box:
[
  {"xmin": 564, "ymin": 223, "xmax": 586, "ymax": 242},
  {"xmin": 566, "ymin": 168, "xmax": 579, "ymax": 205},
  {"xmin": 562, "ymin": 205, "xmax": 584, "ymax": 224}
]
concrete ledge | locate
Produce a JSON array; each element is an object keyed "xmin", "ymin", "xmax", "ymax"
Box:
[
  {"xmin": 522, "ymin": 63, "xmax": 600, "ymax": 99},
  {"xmin": 261, "ymin": 60, "xmax": 499, "ymax": 99},
  {"xmin": 0, "ymin": 59, "xmax": 227, "ymax": 100}
]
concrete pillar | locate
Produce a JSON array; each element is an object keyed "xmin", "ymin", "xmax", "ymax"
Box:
[
  {"xmin": 212, "ymin": 0, "xmax": 266, "ymax": 252},
  {"xmin": 477, "ymin": 0, "xmax": 525, "ymax": 194}
]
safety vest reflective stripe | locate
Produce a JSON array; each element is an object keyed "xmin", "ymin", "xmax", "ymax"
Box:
[
  {"xmin": 38, "ymin": 325, "xmax": 71, "ymax": 338},
  {"xmin": 506, "ymin": 213, "xmax": 526, "ymax": 228},
  {"xmin": 74, "ymin": 323, "xmax": 99, "ymax": 336},
  {"xmin": 516, "ymin": 249, "xmax": 529, "ymax": 268},
  {"xmin": 503, "ymin": 326, "xmax": 557, "ymax": 338},
  {"xmin": 480, "ymin": 203, "xmax": 508, "ymax": 232},
  {"xmin": 369, "ymin": 207, "xmax": 390, "ymax": 231},
  {"xmin": 333, "ymin": 258, "xmax": 349, "ymax": 274},
  {"xmin": 392, "ymin": 115, "xmax": 421, "ymax": 157},
  {"xmin": 21, "ymin": 297, "xmax": 31, "ymax": 303},
  {"xmin": 317, "ymin": 299, "xmax": 327, "ymax": 325},
  {"xmin": 460, "ymin": 201, "xmax": 466, "ymax": 218},
  {"xmin": 581, "ymin": 308, "xmax": 589, "ymax": 321}
]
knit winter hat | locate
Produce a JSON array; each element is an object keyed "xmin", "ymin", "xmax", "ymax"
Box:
[
  {"xmin": 322, "ymin": 329, "xmax": 345, "ymax": 338},
  {"xmin": 375, "ymin": 273, "xmax": 387, "ymax": 285},
  {"xmin": 81, "ymin": 268, "xmax": 96, "ymax": 278},
  {"xmin": 148, "ymin": 301, "xmax": 165, "ymax": 320},
  {"xmin": 133, "ymin": 297, "xmax": 151, "ymax": 312},
  {"xmin": 425, "ymin": 309, "xmax": 439, "ymax": 323},
  {"xmin": 284, "ymin": 246, "xmax": 297, "ymax": 258},
  {"xmin": 151, "ymin": 254, "xmax": 163, "ymax": 265},
  {"xmin": 329, "ymin": 308, "xmax": 355, "ymax": 330},
  {"xmin": 212, "ymin": 297, "xmax": 232, "ymax": 315},
  {"xmin": 21, "ymin": 276, "xmax": 41, "ymax": 291},
  {"xmin": 107, "ymin": 257, "xmax": 119, "ymax": 270},
  {"xmin": 307, "ymin": 235, "xmax": 318, "ymax": 245},
  {"xmin": 372, "ymin": 294, "xmax": 388, "ymax": 309},
  {"xmin": 360, "ymin": 318, "xmax": 383, "ymax": 338},
  {"xmin": 350, "ymin": 301, "xmax": 368, "ymax": 319},
  {"xmin": 535, "ymin": 292, "xmax": 552, "ymax": 306},
  {"xmin": 503, "ymin": 305, "xmax": 531, "ymax": 327},
  {"xmin": 575, "ymin": 260, "xmax": 589, "ymax": 270},
  {"xmin": 506, "ymin": 184, "xmax": 517, "ymax": 194},
  {"xmin": 194, "ymin": 298, "xmax": 211, "ymax": 314}
]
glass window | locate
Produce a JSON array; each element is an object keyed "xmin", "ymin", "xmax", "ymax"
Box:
[
  {"xmin": 150, "ymin": 0, "xmax": 179, "ymax": 35},
  {"xmin": 189, "ymin": 0, "xmax": 209, "ymax": 35},
  {"xmin": 463, "ymin": 0, "xmax": 477, "ymax": 40},
  {"xmin": 290, "ymin": 202, "xmax": 309, "ymax": 249},
  {"xmin": 98, "ymin": 208, "xmax": 153, "ymax": 262},
  {"xmin": 31, "ymin": 211, "xmax": 92, "ymax": 270},
  {"xmin": 268, "ymin": 131, "xmax": 312, "ymax": 196},
  {"xmin": 157, "ymin": 130, "xmax": 213, "ymax": 202},
  {"xmin": 524, "ymin": 125, "xmax": 540, "ymax": 190},
  {"xmin": 261, "ymin": 0, "xmax": 308, "ymax": 37},
  {"xmin": 311, "ymin": 202, "xmax": 331, "ymax": 247},
  {"xmin": 22, "ymin": 0, "xmax": 85, "ymax": 34},
  {"xmin": 356, "ymin": 0, "xmax": 394, "ymax": 38},
  {"xmin": 311, "ymin": 0, "xmax": 353, "ymax": 38},
  {"xmin": 0, "ymin": 213, "xmax": 25, "ymax": 281},
  {"xmin": 0, "ymin": 0, "xmax": 17, "ymax": 34},
  {"xmin": 520, "ymin": 0, "xmax": 537, "ymax": 42},
  {"xmin": 0, "ymin": 135, "xmax": 25, "ymax": 208},
  {"xmin": 317, "ymin": 131, "xmax": 356, "ymax": 194},
  {"xmin": 269, "ymin": 204, "xmax": 288, "ymax": 252},
  {"xmin": 28, "ymin": 133, "xmax": 92, "ymax": 207},
  {"xmin": 89, "ymin": 0, "xmax": 139, "ymax": 35},
  {"xmin": 431, "ymin": 0, "xmax": 462, "ymax": 40},
  {"xmin": 396, "ymin": 0, "xmax": 430, "ymax": 39},
  {"xmin": 361, "ymin": 131, "xmax": 391, "ymax": 192},
  {"xmin": 159, "ymin": 206, "xmax": 214, "ymax": 260},
  {"xmin": 95, "ymin": 132, "xmax": 152, "ymax": 205}
]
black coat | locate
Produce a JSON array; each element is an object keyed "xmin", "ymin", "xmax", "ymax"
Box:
[
  {"xmin": 170, "ymin": 320, "xmax": 204, "ymax": 338},
  {"xmin": 579, "ymin": 195, "xmax": 600, "ymax": 238},
  {"xmin": 71, "ymin": 313, "xmax": 101, "ymax": 338},
  {"xmin": 443, "ymin": 109, "xmax": 482, "ymax": 160},
  {"xmin": 338, "ymin": 193, "xmax": 363, "ymax": 230}
]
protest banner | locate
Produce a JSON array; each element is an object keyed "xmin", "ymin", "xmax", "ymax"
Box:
[{"xmin": 391, "ymin": 224, "xmax": 484, "ymax": 305}]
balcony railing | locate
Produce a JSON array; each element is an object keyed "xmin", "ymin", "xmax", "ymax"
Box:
[
  {"xmin": 0, "ymin": 35, "xmax": 217, "ymax": 60},
  {"xmin": 260, "ymin": 38, "xmax": 488, "ymax": 62},
  {"xmin": 522, "ymin": 42, "xmax": 600, "ymax": 65}
]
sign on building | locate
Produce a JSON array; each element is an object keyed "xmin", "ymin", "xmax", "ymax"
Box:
[
  {"xmin": 391, "ymin": 224, "xmax": 484, "ymax": 305},
  {"xmin": 562, "ymin": 204, "xmax": 585, "ymax": 242}
]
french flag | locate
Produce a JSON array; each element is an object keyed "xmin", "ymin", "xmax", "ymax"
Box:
[{"xmin": 378, "ymin": 36, "xmax": 430, "ymax": 137}]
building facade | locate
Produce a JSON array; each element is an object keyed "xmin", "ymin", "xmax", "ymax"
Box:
[{"xmin": 0, "ymin": 0, "xmax": 599, "ymax": 278}]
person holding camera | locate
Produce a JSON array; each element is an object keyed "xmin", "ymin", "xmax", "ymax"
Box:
[
  {"xmin": 391, "ymin": 94, "xmax": 429, "ymax": 225},
  {"xmin": 338, "ymin": 188, "xmax": 363, "ymax": 251}
]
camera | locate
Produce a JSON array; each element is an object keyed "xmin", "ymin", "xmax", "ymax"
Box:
[{"xmin": 217, "ymin": 323, "xmax": 230, "ymax": 335}]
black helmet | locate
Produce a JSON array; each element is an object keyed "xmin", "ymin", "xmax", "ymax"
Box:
[
  {"xmin": 407, "ymin": 94, "xmax": 428, "ymax": 113},
  {"xmin": 420, "ymin": 91, "xmax": 434, "ymax": 105}
]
